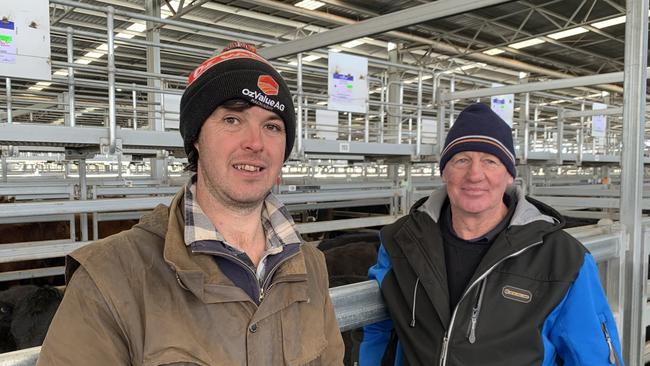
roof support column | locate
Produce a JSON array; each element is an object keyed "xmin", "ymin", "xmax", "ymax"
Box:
[{"xmin": 620, "ymin": 0, "xmax": 649, "ymax": 363}]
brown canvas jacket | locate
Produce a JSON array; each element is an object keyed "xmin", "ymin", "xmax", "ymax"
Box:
[{"xmin": 37, "ymin": 191, "xmax": 344, "ymax": 366}]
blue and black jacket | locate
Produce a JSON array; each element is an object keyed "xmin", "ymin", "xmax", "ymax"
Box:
[{"xmin": 360, "ymin": 186, "xmax": 623, "ymax": 366}]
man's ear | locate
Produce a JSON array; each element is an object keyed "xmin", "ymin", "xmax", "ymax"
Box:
[{"xmin": 276, "ymin": 176, "xmax": 282, "ymax": 185}]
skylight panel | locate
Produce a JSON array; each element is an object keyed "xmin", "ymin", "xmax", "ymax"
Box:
[
  {"xmin": 341, "ymin": 39, "xmax": 365, "ymax": 48},
  {"xmin": 508, "ymin": 38, "xmax": 545, "ymax": 49},
  {"xmin": 591, "ymin": 16, "xmax": 626, "ymax": 29},
  {"xmin": 547, "ymin": 27, "xmax": 588, "ymax": 40},
  {"xmin": 483, "ymin": 48, "xmax": 505, "ymax": 55},
  {"xmin": 294, "ymin": 0, "xmax": 325, "ymax": 10}
]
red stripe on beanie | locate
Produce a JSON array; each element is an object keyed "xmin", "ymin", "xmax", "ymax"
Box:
[{"xmin": 188, "ymin": 49, "xmax": 272, "ymax": 85}]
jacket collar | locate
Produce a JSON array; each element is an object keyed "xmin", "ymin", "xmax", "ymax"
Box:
[{"xmin": 135, "ymin": 189, "xmax": 308, "ymax": 305}]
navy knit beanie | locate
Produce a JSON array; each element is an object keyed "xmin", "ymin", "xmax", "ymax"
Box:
[
  {"xmin": 439, "ymin": 103, "xmax": 516, "ymax": 177},
  {"xmin": 180, "ymin": 42, "xmax": 295, "ymax": 161}
]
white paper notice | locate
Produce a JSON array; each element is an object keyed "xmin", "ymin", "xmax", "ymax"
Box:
[{"xmin": 0, "ymin": 21, "xmax": 16, "ymax": 64}]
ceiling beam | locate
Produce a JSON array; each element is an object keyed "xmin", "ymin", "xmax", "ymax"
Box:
[{"xmin": 258, "ymin": 0, "xmax": 513, "ymax": 59}]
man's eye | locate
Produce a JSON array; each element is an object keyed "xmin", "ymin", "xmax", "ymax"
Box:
[
  {"xmin": 265, "ymin": 122, "xmax": 284, "ymax": 132},
  {"xmin": 223, "ymin": 117, "xmax": 239, "ymax": 124}
]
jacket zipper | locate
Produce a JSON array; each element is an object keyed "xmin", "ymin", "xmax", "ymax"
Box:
[
  {"xmin": 601, "ymin": 322, "xmax": 620, "ymax": 365},
  {"xmin": 467, "ymin": 279, "xmax": 487, "ymax": 344},
  {"xmin": 189, "ymin": 245, "xmax": 301, "ymax": 303},
  {"xmin": 439, "ymin": 240, "xmax": 543, "ymax": 366},
  {"xmin": 259, "ymin": 251, "xmax": 300, "ymax": 302}
]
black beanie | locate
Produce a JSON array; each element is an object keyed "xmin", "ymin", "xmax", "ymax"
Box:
[
  {"xmin": 180, "ymin": 42, "xmax": 295, "ymax": 160},
  {"xmin": 439, "ymin": 103, "xmax": 516, "ymax": 178}
]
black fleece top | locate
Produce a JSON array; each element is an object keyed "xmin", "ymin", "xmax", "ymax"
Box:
[{"xmin": 440, "ymin": 194, "xmax": 516, "ymax": 310}]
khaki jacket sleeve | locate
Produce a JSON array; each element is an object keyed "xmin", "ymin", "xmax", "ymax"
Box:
[
  {"xmin": 36, "ymin": 267, "xmax": 130, "ymax": 366},
  {"xmin": 321, "ymin": 286, "xmax": 345, "ymax": 365}
]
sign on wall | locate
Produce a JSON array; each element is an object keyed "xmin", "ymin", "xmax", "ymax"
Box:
[
  {"xmin": 0, "ymin": 0, "xmax": 51, "ymax": 80},
  {"xmin": 591, "ymin": 102, "xmax": 607, "ymax": 138},
  {"xmin": 315, "ymin": 109, "xmax": 339, "ymax": 140},
  {"xmin": 490, "ymin": 86, "xmax": 514, "ymax": 127},
  {"xmin": 327, "ymin": 52, "xmax": 368, "ymax": 113}
]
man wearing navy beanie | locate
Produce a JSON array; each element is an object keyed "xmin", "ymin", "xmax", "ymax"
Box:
[{"xmin": 361, "ymin": 103, "xmax": 623, "ymax": 365}]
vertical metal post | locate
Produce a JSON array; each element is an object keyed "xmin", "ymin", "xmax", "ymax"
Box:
[
  {"xmin": 380, "ymin": 72, "xmax": 387, "ymax": 144},
  {"xmin": 107, "ymin": 7, "xmax": 117, "ymax": 154},
  {"xmin": 160, "ymin": 80, "xmax": 166, "ymax": 131},
  {"xmin": 416, "ymin": 70, "xmax": 423, "ymax": 157},
  {"xmin": 79, "ymin": 159, "xmax": 88, "ymax": 242},
  {"xmin": 577, "ymin": 102, "xmax": 585, "ymax": 166},
  {"xmin": 347, "ymin": 112, "xmax": 352, "ymax": 142},
  {"xmin": 303, "ymin": 96, "xmax": 309, "ymax": 141},
  {"xmin": 449, "ymin": 76, "xmax": 455, "ymax": 125},
  {"xmin": 1, "ymin": 155, "xmax": 7, "ymax": 182},
  {"xmin": 297, "ymin": 53, "xmax": 303, "ymax": 156},
  {"xmin": 522, "ymin": 93, "xmax": 530, "ymax": 165},
  {"xmin": 132, "ymin": 84, "xmax": 137, "ymax": 130},
  {"xmin": 364, "ymin": 100, "xmax": 369, "ymax": 143},
  {"xmin": 5, "ymin": 78, "xmax": 12, "ymax": 124},
  {"xmin": 533, "ymin": 106, "xmax": 539, "ymax": 151},
  {"xmin": 398, "ymin": 83, "xmax": 404, "ymax": 144},
  {"xmin": 67, "ymin": 28, "xmax": 76, "ymax": 127},
  {"xmin": 621, "ymin": 0, "xmax": 649, "ymax": 362},
  {"xmin": 556, "ymin": 108, "xmax": 564, "ymax": 165},
  {"xmin": 437, "ymin": 103, "xmax": 446, "ymax": 157}
]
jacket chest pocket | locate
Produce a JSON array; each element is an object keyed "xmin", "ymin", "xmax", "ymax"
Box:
[{"xmin": 281, "ymin": 302, "xmax": 328, "ymax": 366}]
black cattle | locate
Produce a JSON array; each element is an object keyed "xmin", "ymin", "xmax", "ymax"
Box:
[
  {"xmin": 318, "ymin": 232, "xmax": 381, "ymax": 366},
  {"xmin": 0, "ymin": 285, "xmax": 62, "ymax": 353}
]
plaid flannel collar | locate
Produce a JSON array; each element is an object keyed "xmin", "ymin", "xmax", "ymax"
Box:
[{"xmin": 183, "ymin": 175, "xmax": 301, "ymax": 251}]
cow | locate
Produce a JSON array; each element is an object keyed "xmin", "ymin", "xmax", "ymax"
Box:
[{"xmin": 0, "ymin": 285, "xmax": 62, "ymax": 353}]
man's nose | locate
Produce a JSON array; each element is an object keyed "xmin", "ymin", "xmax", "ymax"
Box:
[{"xmin": 241, "ymin": 125, "xmax": 264, "ymax": 152}]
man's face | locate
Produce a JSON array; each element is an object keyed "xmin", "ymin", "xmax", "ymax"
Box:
[
  {"xmin": 194, "ymin": 104, "xmax": 286, "ymax": 210},
  {"xmin": 442, "ymin": 151, "xmax": 513, "ymax": 219}
]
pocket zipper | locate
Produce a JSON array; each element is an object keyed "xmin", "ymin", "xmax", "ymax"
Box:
[{"xmin": 601, "ymin": 322, "xmax": 618, "ymax": 365}]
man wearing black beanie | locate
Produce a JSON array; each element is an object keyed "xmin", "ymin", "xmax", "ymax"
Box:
[
  {"xmin": 361, "ymin": 103, "xmax": 623, "ymax": 365},
  {"xmin": 38, "ymin": 42, "xmax": 344, "ymax": 366}
]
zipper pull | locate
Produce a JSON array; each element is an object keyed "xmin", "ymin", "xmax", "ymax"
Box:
[
  {"xmin": 468, "ymin": 309, "xmax": 478, "ymax": 344},
  {"xmin": 601, "ymin": 323, "xmax": 616, "ymax": 364},
  {"xmin": 259, "ymin": 286, "xmax": 265, "ymax": 303},
  {"xmin": 439, "ymin": 334, "xmax": 449, "ymax": 366}
]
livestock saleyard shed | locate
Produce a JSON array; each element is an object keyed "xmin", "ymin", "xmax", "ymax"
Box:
[{"xmin": 0, "ymin": 0, "xmax": 648, "ymax": 364}]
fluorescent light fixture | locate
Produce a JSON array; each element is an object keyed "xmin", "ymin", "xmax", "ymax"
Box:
[
  {"xmin": 316, "ymin": 101, "xmax": 327, "ymax": 105},
  {"xmin": 294, "ymin": 0, "xmax": 325, "ymax": 10},
  {"xmin": 75, "ymin": 58, "xmax": 93, "ymax": 65},
  {"xmin": 483, "ymin": 48, "xmax": 505, "ymax": 55},
  {"xmin": 303, "ymin": 55, "xmax": 321, "ymax": 62},
  {"xmin": 547, "ymin": 27, "xmax": 588, "ymax": 40},
  {"xmin": 54, "ymin": 70, "xmax": 69, "ymax": 76},
  {"xmin": 28, "ymin": 82, "xmax": 51, "ymax": 91},
  {"xmin": 127, "ymin": 22, "xmax": 147, "ymax": 32},
  {"xmin": 592, "ymin": 16, "xmax": 626, "ymax": 29},
  {"xmin": 329, "ymin": 48, "xmax": 342, "ymax": 53},
  {"xmin": 288, "ymin": 60, "xmax": 298, "ymax": 66},
  {"xmin": 116, "ymin": 32, "xmax": 135, "ymax": 39},
  {"xmin": 96, "ymin": 43, "xmax": 109, "ymax": 51},
  {"xmin": 387, "ymin": 42, "xmax": 397, "ymax": 51},
  {"xmin": 518, "ymin": 71, "xmax": 528, "ymax": 79},
  {"xmin": 509, "ymin": 38, "xmax": 545, "ymax": 49},
  {"xmin": 341, "ymin": 39, "xmax": 365, "ymax": 48},
  {"xmin": 83, "ymin": 51, "xmax": 104, "ymax": 59}
]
